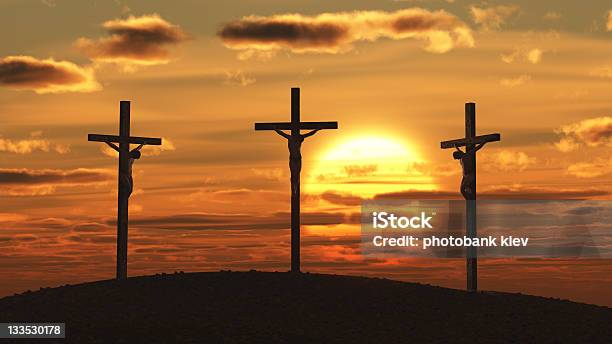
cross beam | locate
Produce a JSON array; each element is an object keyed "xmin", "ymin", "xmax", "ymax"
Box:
[
  {"xmin": 440, "ymin": 133, "xmax": 500, "ymax": 149},
  {"xmin": 88, "ymin": 100, "xmax": 161, "ymax": 280},
  {"xmin": 88, "ymin": 134, "xmax": 161, "ymax": 146},
  {"xmin": 440, "ymin": 102, "xmax": 500, "ymax": 293},
  {"xmin": 254, "ymin": 122, "xmax": 338, "ymax": 131},
  {"xmin": 255, "ymin": 87, "xmax": 338, "ymax": 273}
]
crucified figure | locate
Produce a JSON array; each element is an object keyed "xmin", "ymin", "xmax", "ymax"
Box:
[
  {"xmin": 453, "ymin": 143, "xmax": 486, "ymax": 200},
  {"xmin": 106, "ymin": 143, "xmax": 145, "ymax": 198},
  {"xmin": 274, "ymin": 129, "xmax": 320, "ymax": 194}
]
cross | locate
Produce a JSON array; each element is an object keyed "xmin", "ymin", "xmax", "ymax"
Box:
[
  {"xmin": 440, "ymin": 102, "xmax": 500, "ymax": 292},
  {"xmin": 88, "ymin": 101, "xmax": 162, "ymax": 280},
  {"xmin": 255, "ymin": 87, "xmax": 338, "ymax": 273}
]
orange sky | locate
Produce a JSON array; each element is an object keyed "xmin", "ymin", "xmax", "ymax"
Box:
[{"xmin": 0, "ymin": 1, "xmax": 611, "ymax": 306}]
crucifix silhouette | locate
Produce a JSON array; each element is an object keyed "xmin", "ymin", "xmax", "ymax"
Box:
[
  {"xmin": 255, "ymin": 87, "xmax": 338, "ymax": 273},
  {"xmin": 88, "ymin": 101, "xmax": 162, "ymax": 280},
  {"xmin": 441, "ymin": 103, "xmax": 500, "ymax": 292}
]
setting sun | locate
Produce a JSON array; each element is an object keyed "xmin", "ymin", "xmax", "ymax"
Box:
[{"xmin": 306, "ymin": 136, "xmax": 437, "ymax": 198}]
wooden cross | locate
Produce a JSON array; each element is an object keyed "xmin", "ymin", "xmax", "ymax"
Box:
[
  {"xmin": 440, "ymin": 103, "xmax": 500, "ymax": 292},
  {"xmin": 255, "ymin": 87, "xmax": 338, "ymax": 273},
  {"xmin": 88, "ymin": 101, "xmax": 161, "ymax": 280}
]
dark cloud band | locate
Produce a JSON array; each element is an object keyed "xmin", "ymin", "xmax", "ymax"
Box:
[
  {"xmin": 218, "ymin": 9, "xmax": 474, "ymax": 55},
  {"xmin": 0, "ymin": 56, "xmax": 99, "ymax": 94},
  {"xmin": 0, "ymin": 168, "xmax": 112, "ymax": 185}
]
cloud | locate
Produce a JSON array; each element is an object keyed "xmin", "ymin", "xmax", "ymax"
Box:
[
  {"xmin": 554, "ymin": 137, "xmax": 579, "ymax": 153},
  {"xmin": 607, "ymin": 10, "xmax": 612, "ymax": 31},
  {"xmin": 319, "ymin": 191, "xmax": 363, "ymax": 206},
  {"xmin": 526, "ymin": 48, "xmax": 543, "ymax": 64},
  {"xmin": 0, "ymin": 56, "xmax": 100, "ymax": 94},
  {"xmin": 554, "ymin": 117, "xmax": 612, "ymax": 151},
  {"xmin": 543, "ymin": 11, "xmax": 561, "ymax": 21},
  {"xmin": 0, "ymin": 138, "xmax": 61, "ymax": 154},
  {"xmin": 41, "ymin": 0, "xmax": 56, "ymax": 7},
  {"xmin": 218, "ymin": 8, "xmax": 474, "ymax": 56},
  {"xmin": 500, "ymin": 50, "xmax": 519, "ymax": 64},
  {"xmin": 554, "ymin": 90, "xmax": 589, "ymax": 100},
  {"xmin": 143, "ymin": 138, "xmax": 176, "ymax": 156},
  {"xmin": 71, "ymin": 222, "xmax": 112, "ymax": 233},
  {"xmin": 0, "ymin": 168, "xmax": 112, "ymax": 196},
  {"xmin": 374, "ymin": 187, "xmax": 609, "ymax": 200},
  {"xmin": 567, "ymin": 158, "xmax": 612, "ymax": 178},
  {"xmin": 374, "ymin": 190, "xmax": 459, "ymax": 200},
  {"xmin": 127, "ymin": 211, "xmax": 347, "ymax": 231},
  {"xmin": 481, "ymin": 150, "xmax": 536, "ymax": 172},
  {"xmin": 590, "ymin": 65, "xmax": 612, "ymax": 78},
  {"xmin": 470, "ymin": 5, "xmax": 519, "ymax": 31},
  {"xmin": 479, "ymin": 186, "xmax": 609, "ymax": 200},
  {"xmin": 0, "ymin": 132, "xmax": 70, "ymax": 154},
  {"xmin": 75, "ymin": 14, "xmax": 187, "ymax": 68},
  {"xmin": 500, "ymin": 74, "xmax": 531, "ymax": 87},
  {"xmin": 406, "ymin": 161, "xmax": 459, "ymax": 177},
  {"xmin": 224, "ymin": 70, "xmax": 256, "ymax": 86},
  {"xmin": 343, "ymin": 164, "xmax": 378, "ymax": 177},
  {"xmin": 251, "ymin": 168, "xmax": 285, "ymax": 181}
]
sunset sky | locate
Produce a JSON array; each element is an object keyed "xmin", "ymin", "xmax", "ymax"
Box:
[{"xmin": 1, "ymin": 1, "xmax": 611, "ymax": 306}]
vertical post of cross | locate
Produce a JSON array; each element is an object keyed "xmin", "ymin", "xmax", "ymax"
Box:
[
  {"xmin": 117, "ymin": 101, "xmax": 130, "ymax": 280},
  {"xmin": 290, "ymin": 88, "xmax": 301, "ymax": 273},
  {"xmin": 465, "ymin": 103, "xmax": 477, "ymax": 292}
]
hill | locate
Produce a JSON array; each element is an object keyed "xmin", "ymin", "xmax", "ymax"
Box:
[{"xmin": 0, "ymin": 271, "xmax": 610, "ymax": 343}]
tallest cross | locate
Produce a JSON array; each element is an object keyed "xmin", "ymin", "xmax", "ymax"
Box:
[{"xmin": 255, "ymin": 88, "xmax": 339, "ymax": 273}]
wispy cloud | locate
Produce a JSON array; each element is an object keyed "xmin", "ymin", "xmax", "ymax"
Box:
[
  {"xmin": 375, "ymin": 187, "xmax": 609, "ymax": 200},
  {"xmin": 500, "ymin": 74, "xmax": 531, "ymax": 87},
  {"xmin": 224, "ymin": 70, "xmax": 256, "ymax": 86},
  {"xmin": 590, "ymin": 65, "xmax": 612, "ymax": 78},
  {"xmin": 0, "ymin": 168, "xmax": 113, "ymax": 196},
  {"xmin": 319, "ymin": 191, "xmax": 363, "ymax": 206},
  {"xmin": 481, "ymin": 150, "xmax": 536, "ymax": 172},
  {"xmin": 127, "ymin": 211, "xmax": 348, "ymax": 231},
  {"xmin": 343, "ymin": 164, "xmax": 378, "ymax": 177},
  {"xmin": 554, "ymin": 116, "xmax": 612, "ymax": 152},
  {"xmin": 567, "ymin": 158, "xmax": 612, "ymax": 178},
  {"xmin": 0, "ymin": 56, "xmax": 100, "ymax": 94},
  {"xmin": 0, "ymin": 132, "xmax": 69, "ymax": 154},
  {"xmin": 41, "ymin": 0, "xmax": 56, "ymax": 8},
  {"xmin": 502, "ymin": 48, "xmax": 544, "ymax": 64},
  {"xmin": 469, "ymin": 5, "xmax": 520, "ymax": 31},
  {"xmin": 405, "ymin": 161, "xmax": 459, "ymax": 177},
  {"xmin": 218, "ymin": 8, "xmax": 474, "ymax": 57},
  {"xmin": 543, "ymin": 11, "xmax": 562, "ymax": 21}
]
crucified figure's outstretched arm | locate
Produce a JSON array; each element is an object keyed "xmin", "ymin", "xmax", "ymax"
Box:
[
  {"xmin": 301, "ymin": 129, "xmax": 320, "ymax": 139},
  {"xmin": 274, "ymin": 129, "xmax": 291, "ymax": 140},
  {"xmin": 131, "ymin": 143, "xmax": 145, "ymax": 153},
  {"xmin": 455, "ymin": 143, "xmax": 486, "ymax": 155},
  {"xmin": 105, "ymin": 142, "xmax": 120, "ymax": 152},
  {"xmin": 472, "ymin": 142, "xmax": 486, "ymax": 153}
]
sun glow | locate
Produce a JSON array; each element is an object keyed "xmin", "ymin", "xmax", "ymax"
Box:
[{"xmin": 305, "ymin": 136, "xmax": 437, "ymax": 200}]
